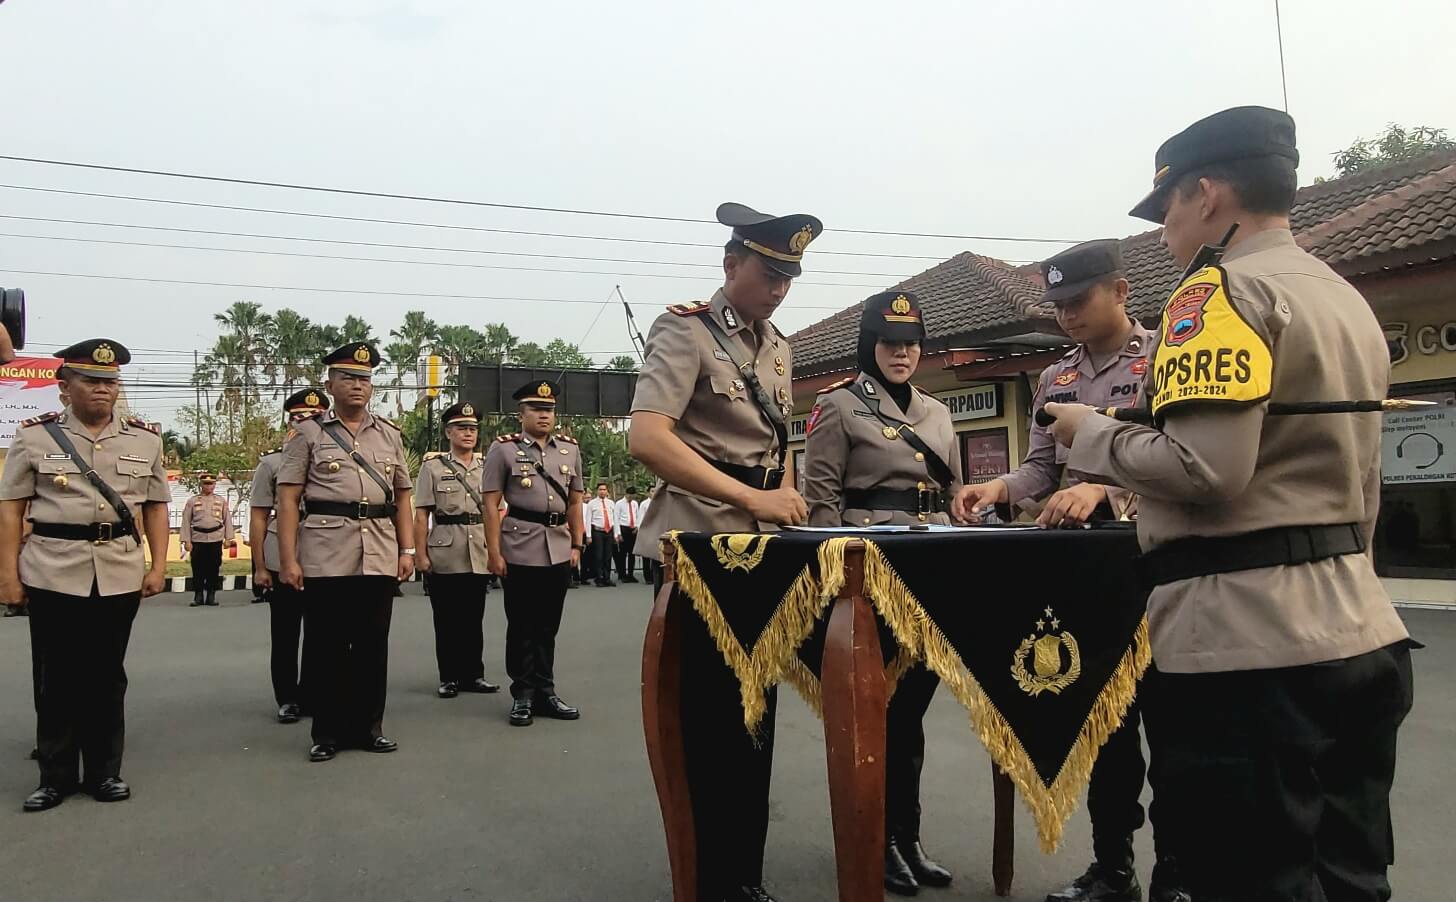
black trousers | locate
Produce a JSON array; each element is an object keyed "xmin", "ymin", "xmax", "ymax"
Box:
[
  {"xmin": 1143, "ymin": 643, "xmax": 1414, "ymax": 902},
  {"xmin": 502, "ymin": 563, "xmax": 570, "ymax": 699},
  {"xmin": 27, "ymin": 586, "xmax": 141, "ymax": 788},
  {"xmin": 591, "ymin": 528, "xmax": 615, "ymax": 583},
  {"xmin": 266, "ymin": 573, "xmax": 313, "ymax": 708},
  {"xmin": 658, "ymin": 571, "xmax": 778, "ymax": 896},
  {"xmin": 190, "ymin": 540, "xmax": 223, "ymax": 591},
  {"xmin": 615, "ymin": 526, "xmax": 638, "ymax": 579},
  {"xmin": 886, "ymin": 662, "xmax": 940, "ymax": 840},
  {"xmin": 1086, "ymin": 697, "xmax": 1152, "ymax": 864},
  {"xmin": 429, "ymin": 572, "xmax": 488, "ymax": 684},
  {"xmin": 304, "ymin": 576, "xmax": 395, "ymax": 747}
]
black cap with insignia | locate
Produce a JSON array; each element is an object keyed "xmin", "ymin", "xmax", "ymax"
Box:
[
  {"xmin": 860, "ymin": 291, "xmax": 927, "ymax": 342},
  {"xmin": 284, "ymin": 387, "xmax": 330, "ymax": 415},
  {"xmin": 717, "ymin": 202, "xmax": 824, "ymax": 278},
  {"xmin": 56, "ymin": 338, "xmax": 130, "ymax": 380},
  {"xmin": 1041, "ymin": 239, "xmax": 1125, "ymax": 304},
  {"xmin": 442, "ymin": 401, "xmax": 481, "ymax": 426},
  {"xmin": 1130, "ymin": 105, "xmax": 1299, "ymax": 223},
  {"xmin": 513, "ymin": 380, "xmax": 561, "ymax": 407},
  {"xmin": 322, "ymin": 342, "xmax": 381, "ymax": 374}
]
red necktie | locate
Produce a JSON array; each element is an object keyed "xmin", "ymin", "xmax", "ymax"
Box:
[
  {"xmin": 601, "ymin": 499, "xmax": 611, "ymax": 530},
  {"xmin": 628, "ymin": 502, "xmax": 635, "ymax": 528}
]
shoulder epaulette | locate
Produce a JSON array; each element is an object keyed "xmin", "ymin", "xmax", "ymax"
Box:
[
  {"xmin": 126, "ymin": 416, "xmax": 159, "ymax": 434},
  {"xmin": 422, "ymin": 451, "xmax": 444, "ymax": 461},
  {"xmin": 376, "ymin": 417, "xmax": 401, "ymax": 431},
  {"xmin": 21, "ymin": 411, "xmax": 61, "ymax": 428},
  {"xmin": 260, "ymin": 447, "xmax": 282, "ymax": 458},
  {"xmin": 554, "ymin": 433, "xmax": 579, "ymax": 445},
  {"xmin": 914, "ymin": 385, "xmax": 933, "ymax": 396},
  {"xmin": 817, "ymin": 376, "xmax": 854, "ymax": 395},
  {"xmin": 771, "ymin": 323, "xmax": 788, "ymax": 341},
  {"xmin": 667, "ymin": 301, "xmax": 712, "ymax": 317},
  {"xmin": 497, "ymin": 433, "xmax": 522, "ymax": 444}
]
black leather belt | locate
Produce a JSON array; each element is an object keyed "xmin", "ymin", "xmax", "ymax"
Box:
[
  {"xmin": 434, "ymin": 512, "xmax": 483, "ymax": 526},
  {"xmin": 508, "ymin": 507, "xmax": 567, "ymax": 527},
  {"xmin": 192, "ymin": 524, "xmax": 222, "ymax": 534},
  {"xmin": 708, "ymin": 459, "xmax": 784, "ymax": 490},
  {"xmin": 306, "ymin": 501, "xmax": 398, "ymax": 520},
  {"xmin": 845, "ymin": 486, "xmax": 948, "ymax": 517},
  {"xmin": 31, "ymin": 521, "xmax": 127, "ymax": 543},
  {"xmin": 1138, "ymin": 523, "xmax": 1365, "ymax": 588}
]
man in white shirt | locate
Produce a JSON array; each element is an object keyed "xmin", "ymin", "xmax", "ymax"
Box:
[
  {"xmin": 613, "ymin": 486, "xmax": 642, "ymax": 584},
  {"xmin": 636, "ymin": 494, "xmax": 656, "ymax": 588},
  {"xmin": 585, "ymin": 483, "xmax": 617, "ymax": 587}
]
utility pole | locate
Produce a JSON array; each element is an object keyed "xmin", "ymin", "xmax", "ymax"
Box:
[{"xmin": 193, "ymin": 349, "xmax": 202, "ymax": 445}]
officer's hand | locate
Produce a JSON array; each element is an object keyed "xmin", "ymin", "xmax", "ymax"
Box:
[
  {"xmin": 951, "ymin": 479, "xmax": 1007, "ymax": 523},
  {"xmin": 281, "ymin": 561, "xmax": 304, "ymax": 591},
  {"xmin": 182, "ymin": 542, "xmax": 191, "ymax": 555},
  {"xmin": 1042, "ymin": 402, "xmax": 1096, "ymax": 447},
  {"xmin": 747, "ymin": 486, "xmax": 807, "ymax": 526},
  {"xmin": 141, "ymin": 569, "xmax": 165, "ymax": 598},
  {"xmin": 397, "ymin": 553, "xmax": 415, "ymax": 583},
  {"xmin": 1037, "ymin": 483, "xmax": 1107, "ymax": 529},
  {"xmin": 488, "ymin": 554, "xmax": 508, "ymax": 578},
  {"xmin": 416, "ymin": 550, "xmax": 432, "ymax": 573},
  {"xmin": 0, "ymin": 576, "xmax": 25, "ymax": 608},
  {"xmin": 253, "ymin": 567, "xmax": 273, "ymax": 590},
  {"xmin": 570, "ymin": 547, "xmax": 582, "ymax": 569},
  {"xmin": 227, "ymin": 539, "xmax": 237, "ymax": 549}
]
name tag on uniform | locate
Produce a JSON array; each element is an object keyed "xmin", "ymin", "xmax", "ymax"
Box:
[
  {"xmin": 712, "ymin": 349, "xmax": 730, "ymax": 361},
  {"xmin": 851, "ymin": 409, "xmax": 877, "ymax": 419},
  {"xmin": 440, "ymin": 473, "xmax": 457, "ymax": 481},
  {"xmin": 120, "ymin": 454, "xmax": 149, "ymax": 463},
  {"xmin": 43, "ymin": 453, "xmax": 70, "ymax": 460}
]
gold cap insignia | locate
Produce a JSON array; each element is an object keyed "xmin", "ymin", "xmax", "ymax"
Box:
[
  {"xmin": 462, "ymin": 403, "xmax": 474, "ymax": 416},
  {"xmin": 93, "ymin": 344, "xmax": 116, "ymax": 365},
  {"xmin": 353, "ymin": 345, "xmax": 371, "ymax": 364},
  {"xmin": 890, "ymin": 295, "xmax": 911, "ymax": 315},
  {"xmin": 304, "ymin": 391, "xmax": 320, "ymax": 407},
  {"xmin": 788, "ymin": 224, "xmax": 815, "ymax": 255},
  {"xmin": 536, "ymin": 383, "xmax": 552, "ymax": 398}
]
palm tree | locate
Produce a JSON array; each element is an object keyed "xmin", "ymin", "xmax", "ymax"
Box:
[
  {"xmin": 385, "ymin": 312, "xmax": 438, "ymax": 414},
  {"xmin": 213, "ymin": 301, "xmax": 274, "ymax": 424},
  {"xmin": 269, "ymin": 308, "xmax": 326, "ymax": 396},
  {"xmin": 383, "ymin": 339, "xmax": 420, "ymax": 416}
]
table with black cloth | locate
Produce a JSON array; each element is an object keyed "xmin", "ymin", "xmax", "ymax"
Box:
[{"xmin": 642, "ymin": 525, "xmax": 1151, "ymax": 902}]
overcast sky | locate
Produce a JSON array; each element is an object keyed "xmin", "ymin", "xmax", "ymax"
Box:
[{"xmin": 1, "ymin": 0, "xmax": 1451, "ymax": 424}]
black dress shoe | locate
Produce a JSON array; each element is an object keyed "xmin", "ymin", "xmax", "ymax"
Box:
[
  {"xmin": 622, "ymin": 575, "xmax": 639, "ymax": 583},
  {"xmin": 309, "ymin": 743, "xmax": 337, "ymax": 762},
  {"xmin": 205, "ymin": 591, "xmax": 219, "ymax": 606},
  {"xmin": 509, "ymin": 698, "xmax": 534, "ymax": 726},
  {"xmin": 1045, "ymin": 861, "xmax": 1142, "ymax": 902},
  {"xmin": 22, "ymin": 785, "xmax": 69, "ymax": 812},
  {"xmin": 897, "ymin": 839, "xmax": 952, "ymax": 887},
  {"xmin": 595, "ymin": 580, "xmax": 616, "ymax": 587},
  {"xmin": 277, "ymin": 703, "xmax": 301, "ymax": 724},
  {"xmin": 463, "ymin": 677, "xmax": 501, "ymax": 694},
  {"xmin": 1149, "ymin": 888, "xmax": 1190, "ymax": 902},
  {"xmin": 726, "ymin": 886, "xmax": 780, "ymax": 902},
  {"xmin": 437, "ymin": 681, "xmax": 459, "ymax": 698},
  {"xmin": 535, "ymin": 694, "xmax": 579, "ymax": 719},
  {"xmin": 189, "ymin": 595, "xmax": 205, "ymax": 607},
  {"xmin": 89, "ymin": 777, "xmax": 131, "ymax": 802},
  {"xmin": 366, "ymin": 736, "xmax": 398, "ymax": 753},
  {"xmin": 885, "ymin": 842, "xmax": 919, "ymax": 896}
]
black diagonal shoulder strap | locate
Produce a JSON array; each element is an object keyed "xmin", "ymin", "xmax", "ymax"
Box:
[
  {"xmin": 697, "ymin": 314, "xmax": 788, "ymax": 469},
  {"xmin": 319, "ymin": 419, "xmax": 395, "ymax": 504},
  {"xmin": 527, "ymin": 452, "xmax": 572, "ymax": 505},
  {"xmin": 843, "ymin": 382, "xmax": 956, "ymax": 489},
  {"xmin": 40, "ymin": 420, "xmax": 141, "ymax": 542},
  {"xmin": 437, "ymin": 455, "xmax": 484, "ymax": 513}
]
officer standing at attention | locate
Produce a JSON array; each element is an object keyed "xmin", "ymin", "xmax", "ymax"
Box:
[
  {"xmin": 613, "ymin": 486, "xmax": 642, "ymax": 583},
  {"xmin": 955, "ymin": 241, "xmax": 1181, "ymax": 902},
  {"xmin": 415, "ymin": 401, "xmax": 500, "ymax": 700},
  {"xmin": 250, "ymin": 387, "xmax": 329, "ymax": 725},
  {"xmin": 586, "ymin": 481, "xmax": 618, "ymax": 586},
  {"xmin": 629, "ymin": 202, "xmax": 821, "ymax": 902},
  {"xmin": 482, "ymin": 381, "xmax": 585, "ymax": 727},
  {"xmin": 0, "ymin": 340, "xmax": 170, "ymax": 811},
  {"xmin": 182, "ymin": 472, "xmax": 235, "ymax": 607},
  {"xmin": 801, "ymin": 290, "xmax": 961, "ymax": 897},
  {"xmin": 1048, "ymin": 106, "xmax": 1413, "ymax": 901},
  {"xmin": 276, "ymin": 343, "xmax": 415, "ymax": 763}
]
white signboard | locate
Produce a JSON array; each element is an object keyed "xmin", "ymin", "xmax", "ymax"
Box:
[
  {"xmin": 1381, "ymin": 393, "xmax": 1456, "ymax": 484},
  {"xmin": 0, "ymin": 356, "xmax": 64, "ymax": 450},
  {"xmin": 936, "ymin": 383, "xmax": 1002, "ymax": 422}
]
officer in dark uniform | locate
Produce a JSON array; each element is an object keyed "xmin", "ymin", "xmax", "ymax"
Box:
[{"xmin": 482, "ymin": 381, "xmax": 586, "ymax": 727}]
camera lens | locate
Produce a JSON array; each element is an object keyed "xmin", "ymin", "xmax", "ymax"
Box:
[{"xmin": 0, "ymin": 287, "xmax": 25, "ymax": 350}]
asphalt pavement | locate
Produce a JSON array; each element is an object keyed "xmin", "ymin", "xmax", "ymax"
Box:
[{"xmin": 1, "ymin": 584, "xmax": 1449, "ymax": 902}]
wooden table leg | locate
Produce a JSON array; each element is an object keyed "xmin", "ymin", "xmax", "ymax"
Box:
[
  {"xmin": 821, "ymin": 542, "xmax": 887, "ymax": 902},
  {"xmin": 992, "ymin": 765, "xmax": 1015, "ymax": 896},
  {"xmin": 643, "ymin": 569, "xmax": 697, "ymax": 902}
]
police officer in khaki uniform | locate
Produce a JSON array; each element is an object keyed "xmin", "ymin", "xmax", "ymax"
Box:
[
  {"xmin": 482, "ymin": 380, "xmax": 585, "ymax": 727},
  {"xmin": 415, "ymin": 401, "xmax": 500, "ymax": 700},
  {"xmin": 958, "ymin": 242, "xmax": 1181, "ymax": 902},
  {"xmin": 1050, "ymin": 106, "xmax": 1413, "ymax": 902},
  {"xmin": 182, "ymin": 473, "xmax": 235, "ymax": 606},
  {"xmin": 276, "ymin": 343, "xmax": 415, "ymax": 763},
  {"xmin": 630, "ymin": 202, "xmax": 821, "ymax": 902},
  {"xmin": 250, "ymin": 387, "xmax": 329, "ymax": 724},
  {"xmin": 802, "ymin": 290, "xmax": 961, "ymax": 896},
  {"xmin": 0, "ymin": 340, "xmax": 170, "ymax": 811}
]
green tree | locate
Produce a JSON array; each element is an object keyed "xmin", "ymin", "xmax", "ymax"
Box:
[
  {"xmin": 268, "ymin": 308, "xmax": 328, "ymax": 396},
  {"xmin": 1332, "ymin": 124, "xmax": 1455, "ymax": 177},
  {"xmin": 383, "ymin": 311, "xmax": 439, "ymax": 414},
  {"xmin": 212, "ymin": 301, "xmax": 274, "ymax": 425},
  {"xmin": 606, "ymin": 355, "xmax": 639, "ymax": 371},
  {"xmin": 514, "ymin": 339, "xmax": 593, "ymax": 368},
  {"xmin": 562, "ymin": 416, "xmax": 650, "ymax": 491}
]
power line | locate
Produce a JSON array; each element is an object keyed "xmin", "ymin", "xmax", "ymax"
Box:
[
  {"xmin": 1274, "ymin": 0, "xmax": 1290, "ymax": 112},
  {"xmin": 0, "ymin": 157, "xmax": 1083, "ymax": 244},
  {"xmin": 0, "ymin": 268, "xmax": 872, "ymax": 306}
]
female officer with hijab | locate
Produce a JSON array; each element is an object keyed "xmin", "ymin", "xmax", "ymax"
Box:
[{"xmin": 801, "ymin": 290, "xmax": 962, "ymax": 896}]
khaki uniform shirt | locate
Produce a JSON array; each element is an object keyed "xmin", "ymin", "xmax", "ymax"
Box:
[
  {"xmin": 415, "ymin": 452, "xmax": 489, "ymax": 575},
  {"xmin": 277, "ymin": 410, "xmax": 411, "ymax": 579},
  {"xmin": 1067, "ymin": 229, "xmax": 1409, "ymax": 673},
  {"xmin": 1001, "ymin": 322, "xmax": 1155, "ymax": 513},
  {"xmin": 631, "ymin": 289, "xmax": 793, "ymax": 559},
  {"xmin": 181, "ymin": 492, "xmax": 233, "ymax": 545},
  {"xmin": 482, "ymin": 433, "xmax": 583, "ymax": 567},
  {"xmin": 0, "ymin": 408, "xmax": 168, "ymax": 597},
  {"xmin": 803, "ymin": 373, "xmax": 964, "ymax": 526},
  {"xmin": 249, "ymin": 450, "xmax": 283, "ymax": 573}
]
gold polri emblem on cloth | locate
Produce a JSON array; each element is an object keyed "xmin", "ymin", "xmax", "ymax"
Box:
[
  {"xmin": 462, "ymin": 403, "xmax": 474, "ymax": 416},
  {"xmin": 788, "ymin": 224, "xmax": 815, "ymax": 255},
  {"xmin": 353, "ymin": 345, "xmax": 371, "ymax": 363},
  {"xmin": 891, "ymin": 295, "xmax": 911, "ymax": 315},
  {"xmin": 1011, "ymin": 605, "xmax": 1082, "ymax": 697},
  {"xmin": 536, "ymin": 382, "xmax": 552, "ymax": 398},
  {"xmin": 305, "ymin": 391, "xmax": 320, "ymax": 407},
  {"xmin": 709, "ymin": 533, "xmax": 776, "ymax": 574}
]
